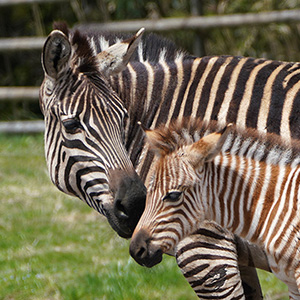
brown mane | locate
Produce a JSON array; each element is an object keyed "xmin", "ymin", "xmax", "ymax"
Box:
[{"xmin": 147, "ymin": 117, "xmax": 300, "ymax": 163}]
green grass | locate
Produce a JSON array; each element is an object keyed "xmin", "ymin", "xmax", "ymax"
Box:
[{"xmin": 0, "ymin": 134, "xmax": 289, "ymax": 299}]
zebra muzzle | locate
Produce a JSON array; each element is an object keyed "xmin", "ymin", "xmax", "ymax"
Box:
[
  {"xmin": 108, "ymin": 169, "xmax": 146, "ymax": 238},
  {"xmin": 130, "ymin": 229, "xmax": 163, "ymax": 268}
]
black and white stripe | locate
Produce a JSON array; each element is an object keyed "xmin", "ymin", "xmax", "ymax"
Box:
[
  {"xmin": 131, "ymin": 120, "xmax": 300, "ymax": 299},
  {"xmin": 40, "ymin": 23, "xmax": 300, "ymax": 298},
  {"xmin": 176, "ymin": 222, "xmax": 268, "ymax": 300}
]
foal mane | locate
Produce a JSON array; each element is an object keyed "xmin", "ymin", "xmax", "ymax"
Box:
[{"xmin": 147, "ymin": 118, "xmax": 300, "ymax": 165}]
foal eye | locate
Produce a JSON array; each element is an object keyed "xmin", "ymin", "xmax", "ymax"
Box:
[
  {"xmin": 62, "ymin": 118, "xmax": 82, "ymax": 134},
  {"xmin": 163, "ymin": 191, "xmax": 182, "ymax": 202}
]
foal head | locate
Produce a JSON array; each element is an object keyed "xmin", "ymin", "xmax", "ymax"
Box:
[{"xmin": 130, "ymin": 119, "xmax": 231, "ymax": 267}]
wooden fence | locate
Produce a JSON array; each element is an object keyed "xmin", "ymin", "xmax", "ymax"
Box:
[{"xmin": 1, "ymin": 0, "xmax": 300, "ymax": 132}]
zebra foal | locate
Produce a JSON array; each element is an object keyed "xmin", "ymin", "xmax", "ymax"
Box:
[{"xmin": 130, "ymin": 119, "xmax": 300, "ymax": 299}]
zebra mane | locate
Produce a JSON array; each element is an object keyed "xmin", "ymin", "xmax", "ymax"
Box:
[
  {"xmin": 147, "ymin": 118, "xmax": 300, "ymax": 166},
  {"xmin": 53, "ymin": 21, "xmax": 191, "ymax": 74}
]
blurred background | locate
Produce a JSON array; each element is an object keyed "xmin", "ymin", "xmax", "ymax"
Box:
[
  {"xmin": 1, "ymin": 0, "xmax": 300, "ymax": 123},
  {"xmin": 0, "ymin": 0, "xmax": 299, "ymax": 299}
]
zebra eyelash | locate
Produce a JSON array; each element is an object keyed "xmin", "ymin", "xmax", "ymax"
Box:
[
  {"xmin": 62, "ymin": 117, "xmax": 83, "ymax": 134},
  {"xmin": 162, "ymin": 190, "xmax": 183, "ymax": 202}
]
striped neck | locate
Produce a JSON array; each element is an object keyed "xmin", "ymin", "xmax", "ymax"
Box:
[
  {"xmin": 201, "ymin": 153, "xmax": 291, "ymax": 244},
  {"xmin": 109, "ymin": 57, "xmax": 197, "ymax": 178},
  {"xmin": 170, "ymin": 122, "xmax": 300, "ymax": 244}
]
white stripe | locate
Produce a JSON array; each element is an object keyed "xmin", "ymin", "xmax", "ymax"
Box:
[
  {"xmin": 89, "ymin": 37, "xmax": 98, "ymax": 56},
  {"xmin": 228, "ymin": 156, "xmax": 245, "ymax": 229},
  {"xmin": 257, "ymin": 64, "xmax": 286, "ymax": 133},
  {"xmin": 246, "ymin": 159, "xmax": 260, "ymax": 212},
  {"xmin": 191, "ymin": 57, "xmax": 219, "ymax": 120},
  {"xmin": 236, "ymin": 60, "xmax": 271, "ymax": 130},
  {"xmin": 275, "ymin": 167, "xmax": 300, "ymax": 254},
  {"xmin": 283, "ymin": 65, "xmax": 300, "ymax": 88},
  {"xmin": 259, "ymin": 166, "xmax": 286, "ymax": 243},
  {"xmin": 267, "ymin": 167, "xmax": 297, "ymax": 252},
  {"xmin": 217, "ymin": 57, "xmax": 248, "ymax": 127},
  {"xmin": 98, "ymin": 36, "xmax": 110, "ymax": 51},
  {"xmin": 280, "ymin": 80, "xmax": 300, "ymax": 144},
  {"xmin": 143, "ymin": 61, "xmax": 155, "ymax": 127},
  {"xmin": 137, "ymin": 41, "xmax": 144, "ymax": 62},
  {"xmin": 177, "ymin": 58, "xmax": 201, "ymax": 121},
  {"xmin": 235, "ymin": 157, "xmax": 252, "ymax": 235},
  {"xmin": 223, "ymin": 155, "xmax": 235, "ymax": 228},
  {"xmin": 165, "ymin": 58, "xmax": 184, "ymax": 126},
  {"xmin": 151, "ymin": 58, "xmax": 171, "ymax": 126},
  {"xmin": 245, "ymin": 163, "xmax": 271, "ymax": 241}
]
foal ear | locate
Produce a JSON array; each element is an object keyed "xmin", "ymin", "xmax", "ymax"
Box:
[
  {"xmin": 187, "ymin": 124, "xmax": 232, "ymax": 167},
  {"xmin": 96, "ymin": 28, "xmax": 144, "ymax": 77},
  {"xmin": 42, "ymin": 30, "xmax": 72, "ymax": 79},
  {"xmin": 143, "ymin": 127, "xmax": 171, "ymax": 156}
]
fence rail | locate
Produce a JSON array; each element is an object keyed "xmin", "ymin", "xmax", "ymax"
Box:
[
  {"xmin": 0, "ymin": 37, "xmax": 45, "ymax": 51},
  {"xmin": 0, "ymin": 120, "xmax": 44, "ymax": 133},
  {"xmin": 1, "ymin": 9, "xmax": 300, "ymax": 52},
  {"xmin": 0, "ymin": 87, "xmax": 39, "ymax": 101},
  {"xmin": 83, "ymin": 9, "xmax": 300, "ymax": 32},
  {"xmin": 2, "ymin": 7, "xmax": 300, "ymax": 132},
  {"xmin": 0, "ymin": 0, "xmax": 68, "ymax": 6}
]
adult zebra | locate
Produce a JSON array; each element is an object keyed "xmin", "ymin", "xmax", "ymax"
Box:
[
  {"xmin": 40, "ymin": 22, "xmax": 300, "ymax": 298},
  {"xmin": 129, "ymin": 119, "xmax": 300, "ymax": 299}
]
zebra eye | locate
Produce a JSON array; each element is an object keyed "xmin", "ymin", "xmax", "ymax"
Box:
[
  {"xmin": 62, "ymin": 118, "xmax": 82, "ymax": 134},
  {"xmin": 163, "ymin": 191, "xmax": 182, "ymax": 202}
]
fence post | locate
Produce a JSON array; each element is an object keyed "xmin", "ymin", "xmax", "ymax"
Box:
[{"xmin": 190, "ymin": 0, "xmax": 205, "ymax": 57}]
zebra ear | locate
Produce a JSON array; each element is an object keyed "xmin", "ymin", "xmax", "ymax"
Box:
[
  {"xmin": 42, "ymin": 30, "xmax": 71, "ymax": 79},
  {"xmin": 144, "ymin": 127, "xmax": 171, "ymax": 156},
  {"xmin": 96, "ymin": 28, "xmax": 144, "ymax": 77},
  {"xmin": 187, "ymin": 124, "xmax": 232, "ymax": 167}
]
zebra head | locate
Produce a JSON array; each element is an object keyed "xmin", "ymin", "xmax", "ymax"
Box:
[
  {"xmin": 130, "ymin": 120, "xmax": 231, "ymax": 267},
  {"xmin": 40, "ymin": 23, "xmax": 146, "ymax": 238}
]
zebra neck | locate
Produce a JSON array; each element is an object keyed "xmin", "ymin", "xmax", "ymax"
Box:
[
  {"xmin": 110, "ymin": 58, "xmax": 198, "ymax": 178},
  {"xmin": 202, "ymin": 154, "xmax": 297, "ymax": 245}
]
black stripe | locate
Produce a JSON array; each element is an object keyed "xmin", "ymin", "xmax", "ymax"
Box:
[
  {"xmin": 246, "ymin": 61, "xmax": 280, "ymax": 129},
  {"xmin": 225, "ymin": 57, "xmax": 256, "ymax": 124}
]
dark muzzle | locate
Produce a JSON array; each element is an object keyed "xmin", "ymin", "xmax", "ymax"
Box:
[
  {"xmin": 108, "ymin": 170, "xmax": 146, "ymax": 238},
  {"xmin": 130, "ymin": 229, "xmax": 163, "ymax": 268}
]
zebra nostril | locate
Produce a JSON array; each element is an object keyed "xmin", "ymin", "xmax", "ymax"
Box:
[
  {"xmin": 136, "ymin": 245, "xmax": 147, "ymax": 260},
  {"xmin": 130, "ymin": 231, "xmax": 163, "ymax": 268},
  {"xmin": 114, "ymin": 198, "xmax": 129, "ymax": 220}
]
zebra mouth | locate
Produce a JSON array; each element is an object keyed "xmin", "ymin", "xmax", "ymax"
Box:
[
  {"xmin": 129, "ymin": 229, "xmax": 163, "ymax": 268},
  {"xmin": 107, "ymin": 169, "xmax": 147, "ymax": 239},
  {"xmin": 105, "ymin": 208, "xmax": 133, "ymax": 238}
]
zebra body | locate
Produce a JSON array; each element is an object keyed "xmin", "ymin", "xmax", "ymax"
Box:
[
  {"xmin": 40, "ymin": 23, "xmax": 300, "ymax": 298},
  {"xmin": 130, "ymin": 119, "xmax": 300, "ymax": 299}
]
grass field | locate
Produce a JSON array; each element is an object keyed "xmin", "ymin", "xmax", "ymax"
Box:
[{"xmin": 0, "ymin": 133, "xmax": 289, "ymax": 299}]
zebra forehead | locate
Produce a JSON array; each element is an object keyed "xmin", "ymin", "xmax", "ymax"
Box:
[{"xmin": 147, "ymin": 153, "xmax": 193, "ymax": 193}]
